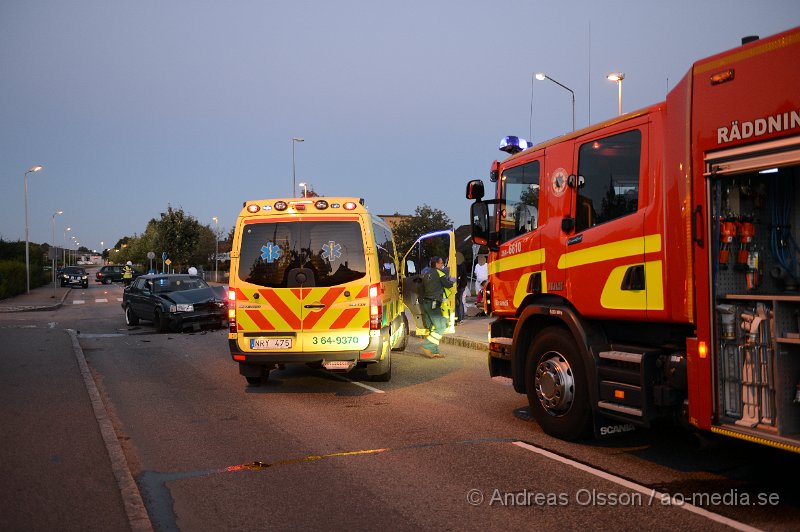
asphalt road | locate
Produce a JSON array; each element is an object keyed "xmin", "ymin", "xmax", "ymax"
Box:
[{"xmin": 2, "ymin": 281, "xmax": 799, "ymax": 531}]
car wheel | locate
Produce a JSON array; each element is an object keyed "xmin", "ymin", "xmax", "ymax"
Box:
[
  {"xmin": 391, "ymin": 314, "xmax": 409, "ymax": 352},
  {"xmin": 103, "ymin": 278, "xmax": 112, "ymax": 285},
  {"xmin": 154, "ymin": 309, "xmax": 169, "ymax": 333},
  {"xmin": 369, "ymin": 352, "xmax": 392, "ymax": 382},
  {"xmin": 124, "ymin": 305, "xmax": 139, "ymax": 326},
  {"xmin": 82, "ymin": 282, "xmax": 88, "ymax": 289},
  {"xmin": 245, "ymin": 367, "xmax": 271, "ymax": 386},
  {"xmin": 524, "ymin": 326, "xmax": 592, "ymax": 441}
]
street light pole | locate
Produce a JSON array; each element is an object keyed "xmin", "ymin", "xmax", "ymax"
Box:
[
  {"xmin": 51, "ymin": 210, "xmax": 63, "ymax": 296},
  {"xmin": 64, "ymin": 227, "xmax": 71, "ymax": 268},
  {"xmin": 535, "ymin": 73, "xmax": 575, "ymax": 132},
  {"xmin": 607, "ymin": 72, "xmax": 625, "ymax": 116},
  {"xmin": 212, "ymin": 216, "xmax": 219, "ymax": 282},
  {"xmin": 24, "ymin": 165, "xmax": 44, "ymax": 293},
  {"xmin": 292, "ymin": 137, "xmax": 304, "ymax": 197}
]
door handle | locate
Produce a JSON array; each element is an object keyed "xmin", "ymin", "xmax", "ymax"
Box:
[
  {"xmin": 304, "ymin": 304, "xmax": 325, "ymax": 309},
  {"xmin": 692, "ymin": 205, "xmax": 704, "ymax": 247}
]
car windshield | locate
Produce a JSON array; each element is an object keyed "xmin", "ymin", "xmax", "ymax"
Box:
[
  {"xmin": 151, "ymin": 277, "xmax": 208, "ymax": 293},
  {"xmin": 64, "ymin": 267, "xmax": 86, "ymax": 274}
]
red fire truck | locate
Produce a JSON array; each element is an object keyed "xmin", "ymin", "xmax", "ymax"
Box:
[{"xmin": 466, "ymin": 26, "xmax": 800, "ymax": 452}]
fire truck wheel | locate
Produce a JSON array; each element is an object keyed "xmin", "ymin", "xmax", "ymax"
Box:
[{"xmin": 525, "ymin": 326, "xmax": 592, "ymax": 441}]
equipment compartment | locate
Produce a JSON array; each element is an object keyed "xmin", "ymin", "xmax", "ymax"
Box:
[{"xmin": 712, "ymin": 161, "xmax": 800, "ymax": 439}]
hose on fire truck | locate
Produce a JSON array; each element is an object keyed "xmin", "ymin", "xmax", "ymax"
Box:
[{"xmin": 770, "ymin": 175, "xmax": 800, "ymax": 289}]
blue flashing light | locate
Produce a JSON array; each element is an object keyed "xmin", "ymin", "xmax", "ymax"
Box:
[{"xmin": 499, "ymin": 136, "xmax": 532, "ymax": 154}]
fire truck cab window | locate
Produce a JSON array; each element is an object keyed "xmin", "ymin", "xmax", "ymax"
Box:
[
  {"xmin": 576, "ymin": 129, "xmax": 642, "ymax": 232},
  {"xmin": 239, "ymin": 221, "xmax": 367, "ymax": 288},
  {"xmin": 500, "ymin": 160, "xmax": 540, "ymax": 243}
]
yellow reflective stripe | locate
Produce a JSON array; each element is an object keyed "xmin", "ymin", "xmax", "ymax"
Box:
[
  {"xmin": 599, "ymin": 261, "xmax": 664, "ymax": 311},
  {"xmin": 710, "ymin": 426, "xmax": 800, "ymax": 454},
  {"xmin": 557, "ymin": 234, "xmax": 661, "ymax": 269},
  {"xmin": 490, "ymin": 248, "xmax": 545, "ymax": 275},
  {"xmin": 512, "ymin": 270, "xmax": 548, "ymax": 307}
]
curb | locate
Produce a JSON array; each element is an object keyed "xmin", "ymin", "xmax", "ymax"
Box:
[
  {"xmin": 67, "ymin": 329, "xmax": 153, "ymax": 531},
  {"xmin": 410, "ymin": 331, "xmax": 489, "ymax": 352},
  {"xmin": 0, "ymin": 288, "xmax": 72, "ymax": 313}
]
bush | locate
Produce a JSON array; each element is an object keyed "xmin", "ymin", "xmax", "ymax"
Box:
[{"xmin": 0, "ymin": 261, "xmax": 26, "ymax": 299}]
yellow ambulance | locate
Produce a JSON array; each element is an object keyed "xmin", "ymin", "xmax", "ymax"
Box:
[{"xmin": 227, "ymin": 196, "xmax": 455, "ymax": 386}]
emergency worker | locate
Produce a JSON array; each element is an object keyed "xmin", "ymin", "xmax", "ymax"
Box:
[
  {"xmin": 420, "ymin": 256, "xmax": 455, "ymax": 359},
  {"xmin": 123, "ymin": 261, "xmax": 133, "ymax": 286}
]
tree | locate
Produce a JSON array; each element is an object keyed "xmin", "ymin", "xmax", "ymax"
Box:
[{"xmin": 392, "ymin": 204, "xmax": 453, "ymax": 260}]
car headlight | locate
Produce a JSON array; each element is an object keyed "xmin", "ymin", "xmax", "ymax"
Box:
[
  {"xmin": 82, "ymin": 275, "xmax": 88, "ymax": 280},
  {"xmin": 170, "ymin": 304, "xmax": 194, "ymax": 312}
]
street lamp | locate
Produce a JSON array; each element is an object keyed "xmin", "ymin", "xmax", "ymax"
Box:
[
  {"xmin": 23, "ymin": 165, "xmax": 44, "ymax": 293},
  {"xmin": 292, "ymin": 137, "xmax": 304, "ymax": 197},
  {"xmin": 212, "ymin": 216, "xmax": 219, "ymax": 282},
  {"xmin": 64, "ymin": 227, "xmax": 71, "ymax": 267},
  {"xmin": 535, "ymin": 73, "xmax": 575, "ymax": 132},
  {"xmin": 607, "ymin": 72, "xmax": 625, "ymax": 116},
  {"xmin": 299, "ymin": 182, "xmax": 308, "ymax": 198},
  {"xmin": 51, "ymin": 210, "xmax": 63, "ymax": 295}
]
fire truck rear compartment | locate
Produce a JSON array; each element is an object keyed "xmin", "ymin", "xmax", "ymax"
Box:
[{"xmin": 710, "ymin": 154, "xmax": 800, "ymax": 443}]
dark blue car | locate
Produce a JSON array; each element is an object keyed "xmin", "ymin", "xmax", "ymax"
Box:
[{"xmin": 122, "ymin": 274, "xmax": 227, "ymax": 332}]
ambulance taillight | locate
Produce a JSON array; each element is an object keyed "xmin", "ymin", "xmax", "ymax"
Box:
[
  {"xmin": 228, "ymin": 289, "xmax": 237, "ymax": 333},
  {"xmin": 369, "ymin": 283, "xmax": 383, "ymax": 330}
]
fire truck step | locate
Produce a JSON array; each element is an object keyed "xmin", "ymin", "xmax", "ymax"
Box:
[
  {"xmin": 597, "ymin": 348, "xmax": 661, "ymax": 422},
  {"xmin": 597, "ymin": 400, "xmax": 643, "ymax": 417}
]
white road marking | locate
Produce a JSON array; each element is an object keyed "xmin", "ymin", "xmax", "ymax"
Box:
[
  {"xmin": 512, "ymin": 441, "xmax": 760, "ymax": 532},
  {"xmin": 79, "ymin": 333, "xmax": 126, "ymax": 338},
  {"xmin": 329, "ymin": 373, "xmax": 385, "ymax": 394},
  {"xmin": 96, "ymin": 298, "xmax": 109, "ymax": 303},
  {"xmin": 48, "ymin": 322, "xmax": 57, "ymax": 329},
  {"xmin": 73, "ymin": 300, "xmax": 85, "ymax": 305}
]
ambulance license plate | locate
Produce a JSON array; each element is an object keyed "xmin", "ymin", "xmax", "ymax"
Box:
[{"xmin": 250, "ymin": 338, "xmax": 292, "ymax": 350}]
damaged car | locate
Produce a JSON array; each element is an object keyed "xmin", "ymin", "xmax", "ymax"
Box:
[{"xmin": 122, "ymin": 274, "xmax": 227, "ymax": 333}]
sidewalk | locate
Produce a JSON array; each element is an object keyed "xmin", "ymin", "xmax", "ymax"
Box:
[
  {"xmin": 409, "ymin": 299, "xmax": 491, "ymax": 352},
  {"xmin": 0, "ymin": 283, "xmax": 72, "ymax": 312}
]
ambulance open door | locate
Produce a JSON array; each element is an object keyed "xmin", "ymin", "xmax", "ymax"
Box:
[{"xmin": 400, "ymin": 229, "xmax": 456, "ymax": 336}]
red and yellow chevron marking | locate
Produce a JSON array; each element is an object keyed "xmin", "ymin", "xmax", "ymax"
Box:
[{"xmin": 234, "ymin": 284, "xmax": 370, "ymax": 332}]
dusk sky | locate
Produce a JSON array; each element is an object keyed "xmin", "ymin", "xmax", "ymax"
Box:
[{"xmin": 2, "ymin": 1, "xmax": 798, "ymax": 254}]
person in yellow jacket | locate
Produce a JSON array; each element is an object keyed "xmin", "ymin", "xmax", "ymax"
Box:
[
  {"xmin": 123, "ymin": 261, "xmax": 134, "ymax": 286},
  {"xmin": 419, "ymin": 256, "xmax": 455, "ymax": 358}
]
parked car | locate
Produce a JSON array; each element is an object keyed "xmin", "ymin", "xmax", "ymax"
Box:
[
  {"xmin": 122, "ymin": 274, "xmax": 227, "ymax": 332},
  {"xmin": 60, "ymin": 266, "xmax": 89, "ymax": 288},
  {"xmin": 96, "ymin": 264, "xmax": 140, "ymax": 284}
]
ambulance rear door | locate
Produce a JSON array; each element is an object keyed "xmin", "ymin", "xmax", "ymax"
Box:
[{"xmin": 234, "ymin": 214, "xmax": 372, "ymax": 353}]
